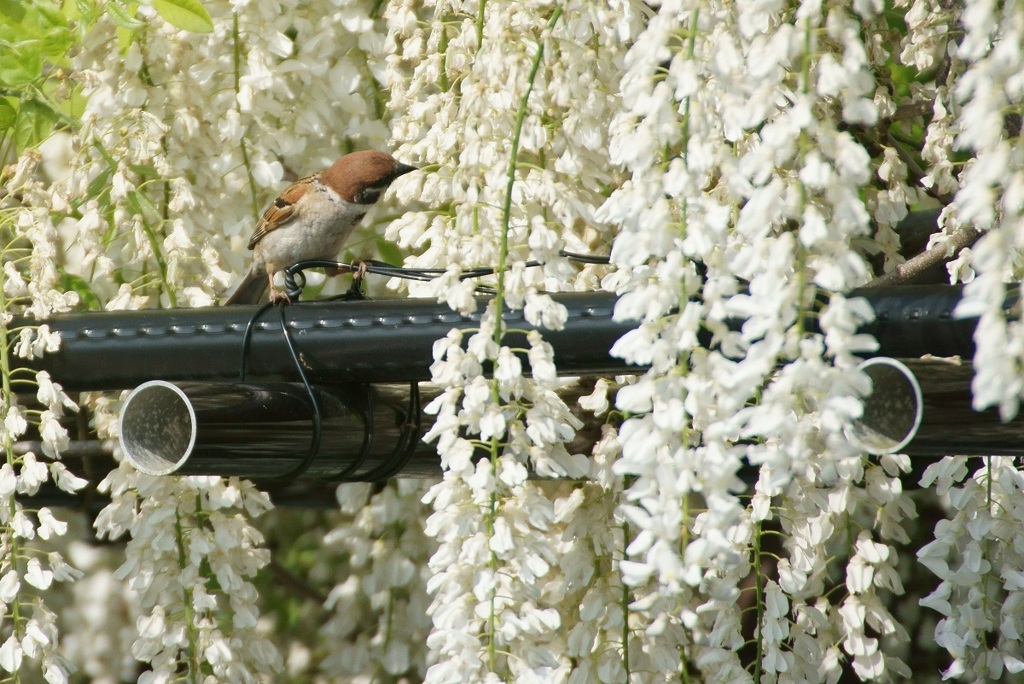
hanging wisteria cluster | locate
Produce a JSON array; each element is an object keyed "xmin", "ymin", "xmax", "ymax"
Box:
[
  {"xmin": 383, "ymin": 2, "xmax": 650, "ymax": 679},
  {"xmin": 1, "ymin": 0, "xmax": 1024, "ymax": 681}
]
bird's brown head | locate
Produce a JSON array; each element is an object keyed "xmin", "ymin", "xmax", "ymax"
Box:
[{"xmin": 321, "ymin": 150, "xmax": 416, "ymax": 205}]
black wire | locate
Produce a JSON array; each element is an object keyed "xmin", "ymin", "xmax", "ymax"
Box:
[
  {"xmin": 327, "ymin": 385, "xmax": 375, "ymax": 482},
  {"xmin": 237, "ymin": 299, "xmax": 325, "ymax": 479},
  {"xmin": 238, "ymin": 296, "xmax": 383, "ymax": 481},
  {"xmin": 239, "ymin": 301, "xmax": 275, "ymax": 382},
  {"xmin": 274, "ymin": 304, "xmax": 324, "ymax": 480},
  {"xmin": 560, "ymin": 250, "xmax": 611, "ymax": 264},
  {"xmin": 283, "ymin": 260, "xmax": 341, "ymax": 300},
  {"xmin": 279, "ymin": 250, "xmax": 610, "ymax": 302},
  {"xmin": 241, "ymin": 248, "xmax": 610, "ymax": 481},
  {"xmin": 354, "ymin": 381, "xmax": 421, "ymax": 482}
]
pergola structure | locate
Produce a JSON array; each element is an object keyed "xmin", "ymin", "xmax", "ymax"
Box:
[{"xmin": 10, "ymin": 275, "xmax": 1018, "ymax": 510}]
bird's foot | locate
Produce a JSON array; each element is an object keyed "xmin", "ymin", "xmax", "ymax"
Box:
[
  {"xmin": 268, "ymin": 288, "xmax": 292, "ymax": 305},
  {"xmin": 325, "ymin": 261, "xmax": 368, "ymax": 280},
  {"xmin": 340, "ymin": 262, "xmax": 368, "ymax": 300}
]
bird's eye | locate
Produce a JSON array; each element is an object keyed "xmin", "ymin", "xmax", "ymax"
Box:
[{"xmin": 356, "ymin": 185, "xmax": 388, "ymax": 205}]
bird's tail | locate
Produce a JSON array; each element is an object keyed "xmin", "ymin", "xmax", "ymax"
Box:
[{"xmin": 224, "ymin": 270, "xmax": 268, "ymax": 305}]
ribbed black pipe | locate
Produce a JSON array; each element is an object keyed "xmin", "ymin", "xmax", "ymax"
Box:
[
  {"xmin": 13, "ymin": 286, "xmax": 980, "ymax": 392},
  {"xmin": 853, "ymin": 284, "xmax": 978, "ymax": 359},
  {"xmin": 16, "ymin": 292, "xmax": 629, "ymax": 391}
]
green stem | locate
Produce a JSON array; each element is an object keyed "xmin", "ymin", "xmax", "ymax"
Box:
[
  {"xmin": 0, "ymin": 128, "xmax": 12, "ymax": 166},
  {"xmin": 986, "ymin": 455, "xmax": 992, "ymax": 506},
  {"xmin": 487, "ymin": 487, "xmax": 498, "ymax": 671},
  {"xmin": 678, "ymin": 9, "xmax": 699, "ymax": 242},
  {"xmin": 476, "ymin": 0, "xmax": 486, "ymax": 48},
  {"xmin": 484, "ymin": 8, "xmax": 563, "ymax": 675},
  {"xmin": 438, "ymin": 22, "xmax": 450, "ymax": 92},
  {"xmin": 0, "ymin": 250, "xmax": 23, "ymax": 684},
  {"xmin": 233, "ymin": 12, "xmax": 261, "ymax": 222},
  {"xmin": 794, "ymin": 16, "xmax": 813, "ymax": 338},
  {"xmin": 137, "ymin": 211, "xmax": 177, "ymax": 308},
  {"xmin": 679, "ymin": 9, "xmax": 698, "ymax": 152},
  {"xmin": 801, "ymin": 17, "xmax": 812, "ymax": 96},
  {"xmin": 496, "ymin": 6, "xmax": 564, "ymax": 332},
  {"xmin": 679, "ymin": 492, "xmax": 691, "ymax": 682},
  {"xmin": 89, "ymin": 138, "xmax": 177, "ymax": 306},
  {"xmin": 620, "ymin": 520, "xmax": 631, "ymax": 680},
  {"xmin": 28, "ymin": 84, "xmax": 83, "ymax": 132},
  {"xmin": 752, "ymin": 519, "xmax": 764, "ymax": 682},
  {"xmin": 175, "ymin": 510, "xmax": 201, "ymax": 684},
  {"xmin": 131, "ymin": 29, "xmax": 175, "ymax": 307}
]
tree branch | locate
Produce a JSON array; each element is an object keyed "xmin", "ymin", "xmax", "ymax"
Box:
[{"xmin": 866, "ymin": 226, "xmax": 980, "ymax": 288}]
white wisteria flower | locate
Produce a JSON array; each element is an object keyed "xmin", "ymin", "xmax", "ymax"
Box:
[{"xmin": 2, "ymin": 0, "xmax": 1023, "ymax": 680}]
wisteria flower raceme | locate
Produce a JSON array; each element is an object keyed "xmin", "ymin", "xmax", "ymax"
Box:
[{"xmin": 1, "ymin": 0, "xmax": 1023, "ymax": 680}]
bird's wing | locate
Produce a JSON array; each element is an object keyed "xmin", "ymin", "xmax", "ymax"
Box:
[{"xmin": 246, "ymin": 174, "xmax": 316, "ymax": 250}]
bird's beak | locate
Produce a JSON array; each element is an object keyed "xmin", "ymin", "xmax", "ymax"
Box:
[{"xmin": 394, "ymin": 162, "xmax": 417, "ymax": 178}]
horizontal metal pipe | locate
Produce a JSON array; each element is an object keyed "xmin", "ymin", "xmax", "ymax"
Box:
[
  {"xmin": 119, "ymin": 381, "xmax": 440, "ymax": 480},
  {"xmin": 16, "ymin": 293, "xmax": 631, "ymax": 391},
  {"xmin": 22, "ymin": 285, "xmax": 1024, "ymax": 473},
  {"xmin": 844, "ymin": 356, "xmax": 1024, "ymax": 457},
  {"xmin": 13, "ymin": 286, "xmax": 982, "ymax": 393},
  {"xmin": 846, "ymin": 358, "xmax": 923, "ymax": 455},
  {"xmin": 116, "ymin": 361, "xmax": 1024, "ymax": 481},
  {"xmin": 897, "ymin": 359, "xmax": 1024, "ymax": 457},
  {"xmin": 852, "ymin": 284, "xmax": 980, "ymax": 359},
  {"xmin": 115, "ymin": 378, "xmax": 618, "ymax": 480}
]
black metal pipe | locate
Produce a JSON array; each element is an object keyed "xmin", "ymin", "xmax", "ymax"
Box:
[
  {"xmin": 846, "ymin": 358, "xmax": 923, "ymax": 455},
  {"xmin": 16, "ymin": 292, "xmax": 630, "ymax": 391},
  {"xmin": 118, "ymin": 381, "xmax": 440, "ymax": 479},
  {"xmin": 845, "ymin": 355, "xmax": 1024, "ymax": 457},
  {"xmin": 115, "ymin": 379, "xmax": 621, "ymax": 480},
  {"xmin": 898, "ymin": 359, "xmax": 1024, "ymax": 457},
  {"xmin": 16, "ymin": 284, "xmax": 1015, "ymax": 481},
  {"xmin": 852, "ymin": 284, "xmax": 980, "ymax": 359},
  {"xmin": 12, "ymin": 286, "xmax": 982, "ymax": 393}
]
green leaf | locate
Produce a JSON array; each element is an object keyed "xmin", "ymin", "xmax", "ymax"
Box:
[
  {"xmin": 59, "ymin": 272, "xmax": 101, "ymax": 310},
  {"xmin": 63, "ymin": 82, "xmax": 87, "ymax": 120},
  {"xmin": 127, "ymin": 188, "xmax": 161, "ymax": 222},
  {"xmin": 33, "ymin": 0, "xmax": 69, "ymax": 30},
  {"xmin": 40, "ymin": 26, "xmax": 72, "ymax": 58},
  {"xmin": 115, "ymin": 25, "xmax": 136, "ymax": 52},
  {"xmin": 0, "ymin": 0, "xmax": 66, "ymax": 38},
  {"xmin": 0, "ymin": 0, "xmax": 28, "ymax": 25},
  {"xmin": 129, "ymin": 163, "xmax": 160, "ymax": 178},
  {"xmin": 0, "ymin": 43, "xmax": 43, "ymax": 86},
  {"xmin": 103, "ymin": 1, "xmax": 144, "ymax": 29},
  {"xmin": 151, "ymin": 0, "xmax": 213, "ymax": 33},
  {"xmin": 0, "ymin": 98, "xmax": 15, "ymax": 132},
  {"xmin": 14, "ymin": 99, "xmax": 58, "ymax": 151},
  {"xmin": 375, "ymin": 236, "xmax": 404, "ymax": 266},
  {"xmin": 69, "ymin": 0, "xmax": 101, "ymax": 26}
]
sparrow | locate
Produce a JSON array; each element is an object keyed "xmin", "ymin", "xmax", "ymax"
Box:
[{"xmin": 224, "ymin": 150, "xmax": 416, "ymax": 305}]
